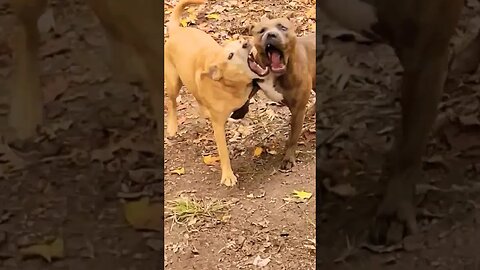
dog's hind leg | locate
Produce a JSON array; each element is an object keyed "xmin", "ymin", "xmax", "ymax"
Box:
[
  {"xmin": 164, "ymin": 58, "xmax": 182, "ymax": 138},
  {"xmin": 8, "ymin": 0, "xmax": 47, "ymax": 140}
]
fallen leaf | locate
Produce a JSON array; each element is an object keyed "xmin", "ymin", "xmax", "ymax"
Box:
[
  {"xmin": 306, "ymin": 6, "xmax": 316, "ymax": 19},
  {"xmin": 304, "ymin": 238, "xmax": 316, "ymax": 250},
  {"xmin": 203, "ymin": 155, "xmax": 220, "ymax": 165},
  {"xmin": 221, "ymin": 214, "xmax": 231, "ymax": 222},
  {"xmin": 43, "ymin": 75, "xmax": 69, "ymax": 104},
  {"xmin": 37, "ymin": 8, "xmax": 55, "ymax": 33},
  {"xmin": 171, "ymin": 167, "xmax": 185, "ymax": 175},
  {"xmin": 459, "ymin": 114, "xmax": 480, "ymax": 127},
  {"xmin": 0, "ymin": 210, "xmax": 13, "ymax": 224},
  {"xmin": 40, "ymin": 36, "xmax": 70, "ymax": 58},
  {"xmin": 253, "ymin": 146, "xmax": 263, "ymax": 157},
  {"xmin": 206, "ymin": 13, "xmax": 220, "ymax": 20},
  {"xmin": 266, "ymin": 149, "xmax": 277, "ymax": 155},
  {"xmin": 252, "ymin": 255, "xmax": 271, "ymax": 267},
  {"xmin": 19, "ymin": 238, "xmax": 64, "ymax": 262},
  {"xmin": 124, "ymin": 197, "xmax": 162, "ymax": 231},
  {"xmin": 292, "ymin": 190, "xmax": 313, "ymax": 200},
  {"xmin": 146, "ymin": 239, "xmax": 163, "ymax": 251},
  {"xmin": 180, "ymin": 18, "xmax": 189, "ymax": 27},
  {"xmin": 325, "ymin": 181, "xmax": 357, "ymax": 197},
  {"xmin": 0, "ymin": 143, "xmax": 26, "ymax": 173}
]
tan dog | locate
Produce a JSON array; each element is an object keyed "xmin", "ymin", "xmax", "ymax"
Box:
[
  {"xmin": 8, "ymin": 0, "xmax": 164, "ymax": 144},
  {"xmin": 165, "ymin": 0, "xmax": 268, "ymax": 186},
  {"xmin": 250, "ymin": 18, "xmax": 315, "ymax": 170}
]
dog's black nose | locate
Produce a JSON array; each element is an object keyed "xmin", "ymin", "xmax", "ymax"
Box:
[{"xmin": 267, "ymin": 32, "xmax": 278, "ymax": 39}]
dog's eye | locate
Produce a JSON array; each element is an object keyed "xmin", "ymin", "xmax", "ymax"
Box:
[
  {"xmin": 228, "ymin": 52, "xmax": 234, "ymax": 60},
  {"xmin": 278, "ymin": 24, "xmax": 288, "ymax": 31},
  {"xmin": 259, "ymin": 28, "xmax": 266, "ymax": 34},
  {"xmin": 242, "ymin": 42, "xmax": 248, "ymax": 49}
]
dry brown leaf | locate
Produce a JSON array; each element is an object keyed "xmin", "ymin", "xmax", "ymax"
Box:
[
  {"xmin": 324, "ymin": 179, "xmax": 358, "ymax": 197},
  {"xmin": 37, "ymin": 8, "xmax": 55, "ymax": 33},
  {"xmin": 124, "ymin": 197, "xmax": 162, "ymax": 231},
  {"xmin": 459, "ymin": 114, "xmax": 480, "ymax": 126},
  {"xmin": 252, "ymin": 255, "xmax": 271, "ymax": 267},
  {"xmin": 203, "ymin": 155, "xmax": 220, "ymax": 165},
  {"xmin": 41, "ymin": 119, "xmax": 73, "ymax": 139},
  {"xmin": 171, "ymin": 167, "xmax": 185, "ymax": 175},
  {"xmin": 43, "ymin": 75, "xmax": 69, "ymax": 104},
  {"xmin": 40, "ymin": 36, "xmax": 70, "ymax": 58},
  {"xmin": 19, "ymin": 238, "xmax": 64, "ymax": 262},
  {"xmin": 0, "ymin": 143, "xmax": 26, "ymax": 173}
]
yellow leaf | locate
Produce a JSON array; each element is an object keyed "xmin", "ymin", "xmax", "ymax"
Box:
[
  {"xmin": 221, "ymin": 214, "xmax": 231, "ymax": 222},
  {"xmin": 19, "ymin": 238, "xmax": 64, "ymax": 262},
  {"xmin": 124, "ymin": 197, "xmax": 162, "ymax": 231},
  {"xmin": 206, "ymin": 13, "xmax": 220, "ymax": 20},
  {"xmin": 180, "ymin": 18, "xmax": 188, "ymax": 27},
  {"xmin": 292, "ymin": 190, "xmax": 312, "ymax": 200},
  {"xmin": 203, "ymin": 155, "xmax": 220, "ymax": 165},
  {"xmin": 306, "ymin": 7, "xmax": 316, "ymax": 19},
  {"xmin": 187, "ymin": 13, "xmax": 197, "ymax": 21},
  {"xmin": 171, "ymin": 167, "xmax": 185, "ymax": 175},
  {"xmin": 253, "ymin": 147, "xmax": 263, "ymax": 157}
]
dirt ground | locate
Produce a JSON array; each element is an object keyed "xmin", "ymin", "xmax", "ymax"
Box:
[
  {"xmin": 0, "ymin": 0, "xmax": 162, "ymax": 269},
  {"xmin": 163, "ymin": 0, "xmax": 316, "ymax": 269},
  {"xmin": 318, "ymin": 2, "xmax": 480, "ymax": 269}
]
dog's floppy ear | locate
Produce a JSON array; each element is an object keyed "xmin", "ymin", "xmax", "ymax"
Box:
[{"xmin": 202, "ymin": 64, "xmax": 223, "ymax": 81}]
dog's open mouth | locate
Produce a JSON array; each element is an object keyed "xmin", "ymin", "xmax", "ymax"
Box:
[
  {"xmin": 248, "ymin": 53, "xmax": 269, "ymax": 76},
  {"xmin": 265, "ymin": 44, "xmax": 286, "ymax": 73}
]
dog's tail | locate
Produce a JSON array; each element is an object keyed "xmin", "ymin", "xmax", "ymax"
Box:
[{"xmin": 167, "ymin": 0, "xmax": 206, "ymax": 32}]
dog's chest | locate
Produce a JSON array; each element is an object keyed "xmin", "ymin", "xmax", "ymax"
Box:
[
  {"xmin": 320, "ymin": 0, "xmax": 378, "ymax": 38},
  {"xmin": 257, "ymin": 76, "xmax": 284, "ymax": 103}
]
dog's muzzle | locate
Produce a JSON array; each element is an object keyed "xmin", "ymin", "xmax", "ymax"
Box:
[
  {"xmin": 262, "ymin": 30, "xmax": 285, "ymax": 47},
  {"xmin": 261, "ymin": 30, "xmax": 287, "ymax": 73}
]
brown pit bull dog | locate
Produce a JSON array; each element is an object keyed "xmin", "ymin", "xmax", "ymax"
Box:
[
  {"xmin": 165, "ymin": 0, "xmax": 268, "ymax": 186},
  {"xmin": 249, "ymin": 18, "xmax": 316, "ymax": 170},
  {"xmin": 318, "ymin": 0, "xmax": 464, "ymax": 244},
  {"xmin": 8, "ymin": 0, "xmax": 163, "ymax": 142}
]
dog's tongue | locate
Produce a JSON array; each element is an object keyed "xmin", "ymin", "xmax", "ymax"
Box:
[{"xmin": 270, "ymin": 51, "xmax": 283, "ymax": 69}]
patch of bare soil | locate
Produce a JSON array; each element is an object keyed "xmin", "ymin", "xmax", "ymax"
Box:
[
  {"xmin": 1, "ymin": 0, "xmax": 161, "ymax": 269},
  {"xmin": 318, "ymin": 3, "xmax": 480, "ymax": 269},
  {"xmin": 163, "ymin": 0, "xmax": 316, "ymax": 269}
]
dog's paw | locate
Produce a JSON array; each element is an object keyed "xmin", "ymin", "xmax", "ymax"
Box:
[
  {"xmin": 369, "ymin": 172, "xmax": 418, "ymax": 245},
  {"xmin": 369, "ymin": 198, "xmax": 418, "ymax": 245},
  {"xmin": 280, "ymin": 157, "xmax": 296, "ymax": 171},
  {"xmin": 220, "ymin": 172, "xmax": 237, "ymax": 187},
  {"xmin": 166, "ymin": 125, "xmax": 178, "ymax": 138}
]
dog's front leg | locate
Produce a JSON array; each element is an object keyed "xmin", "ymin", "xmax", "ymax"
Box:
[
  {"xmin": 282, "ymin": 93, "xmax": 308, "ymax": 170},
  {"xmin": 9, "ymin": 0, "xmax": 47, "ymax": 140},
  {"xmin": 371, "ymin": 43, "xmax": 451, "ymax": 245},
  {"xmin": 210, "ymin": 113, "xmax": 237, "ymax": 186}
]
